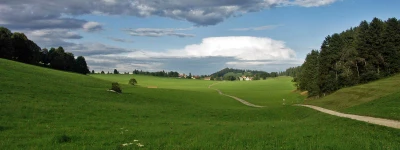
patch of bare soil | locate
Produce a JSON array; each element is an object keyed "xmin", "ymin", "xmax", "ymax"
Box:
[{"xmin": 296, "ymin": 104, "xmax": 400, "ymax": 129}]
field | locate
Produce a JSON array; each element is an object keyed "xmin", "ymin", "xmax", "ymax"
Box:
[
  {"xmin": 305, "ymin": 74, "xmax": 400, "ymax": 120},
  {"xmin": 1, "ymin": 58, "xmax": 400, "ymax": 149}
]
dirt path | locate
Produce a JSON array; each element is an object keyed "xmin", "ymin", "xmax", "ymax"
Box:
[
  {"xmin": 208, "ymin": 82, "xmax": 264, "ymax": 108},
  {"xmin": 296, "ymin": 104, "xmax": 400, "ymax": 129}
]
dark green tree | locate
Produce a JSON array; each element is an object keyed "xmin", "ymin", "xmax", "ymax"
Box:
[
  {"xmin": 129, "ymin": 78, "xmax": 138, "ymax": 85},
  {"xmin": 64, "ymin": 52, "xmax": 75, "ymax": 71},
  {"xmin": 114, "ymin": 69, "xmax": 119, "ymax": 74},
  {"xmin": 382, "ymin": 18, "xmax": 400, "ymax": 75},
  {"xmin": 298, "ymin": 50, "xmax": 320, "ymax": 97},
  {"xmin": 41, "ymin": 48, "xmax": 49, "ymax": 65},
  {"xmin": 75, "ymin": 56, "xmax": 89, "ymax": 74},
  {"xmin": 49, "ymin": 47, "xmax": 66, "ymax": 70},
  {"xmin": 11, "ymin": 32, "xmax": 30, "ymax": 63},
  {"xmin": 0, "ymin": 27, "xmax": 14, "ymax": 59}
]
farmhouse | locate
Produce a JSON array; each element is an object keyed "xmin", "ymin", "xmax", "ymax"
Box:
[
  {"xmin": 204, "ymin": 77, "xmax": 211, "ymax": 80},
  {"xmin": 239, "ymin": 76, "xmax": 253, "ymax": 81}
]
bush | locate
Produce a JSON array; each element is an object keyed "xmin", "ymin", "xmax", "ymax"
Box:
[
  {"xmin": 129, "ymin": 78, "xmax": 137, "ymax": 85},
  {"xmin": 111, "ymin": 82, "xmax": 122, "ymax": 93},
  {"xmin": 53, "ymin": 134, "xmax": 71, "ymax": 143}
]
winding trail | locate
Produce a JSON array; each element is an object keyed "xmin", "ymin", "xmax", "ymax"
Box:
[
  {"xmin": 296, "ymin": 104, "xmax": 400, "ymax": 129},
  {"xmin": 208, "ymin": 82, "xmax": 400, "ymax": 129},
  {"xmin": 208, "ymin": 82, "xmax": 264, "ymax": 108}
]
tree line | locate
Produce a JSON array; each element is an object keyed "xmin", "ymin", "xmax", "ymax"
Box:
[
  {"xmin": 0, "ymin": 27, "xmax": 89, "ymax": 74},
  {"xmin": 285, "ymin": 17, "xmax": 400, "ymax": 97},
  {"xmin": 132, "ymin": 69, "xmax": 180, "ymax": 77},
  {"xmin": 97, "ymin": 69, "xmax": 181, "ymax": 78}
]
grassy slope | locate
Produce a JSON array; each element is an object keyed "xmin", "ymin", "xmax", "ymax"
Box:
[
  {"xmin": 304, "ymin": 74, "xmax": 400, "ymax": 120},
  {"xmin": 1, "ymin": 58, "xmax": 400, "ymax": 149}
]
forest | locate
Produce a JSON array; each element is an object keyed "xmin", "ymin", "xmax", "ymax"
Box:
[{"xmin": 284, "ymin": 17, "xmax": 400, "ymax": 97}]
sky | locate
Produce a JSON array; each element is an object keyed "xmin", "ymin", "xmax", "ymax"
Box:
[{"xmin": 1, "ymin": 0, "xmax": 400, "ymax": 75}]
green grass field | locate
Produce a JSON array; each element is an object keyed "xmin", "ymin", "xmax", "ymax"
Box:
[
  {"xmin": 211, "ymin": 77, "xmax": 304, "ymax": 106},
  {"xmin": 1, "ymin": 58, "xmax": 400, "ymax": 149},
  {"xmin": 305, "ymin": 74, "xmax": 400, "ymax": 120}
]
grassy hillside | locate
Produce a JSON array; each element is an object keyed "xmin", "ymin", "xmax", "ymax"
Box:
[
  {"xmin": 305, "ymin": 74, "xmax": 400, "ymax": 120},
  {"xmin": 1, "ymin": 58, "xmax": 400, "ymax": 149}
]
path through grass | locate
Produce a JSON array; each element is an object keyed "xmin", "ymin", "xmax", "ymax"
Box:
[{"xmin": 1, "ymin": 59, "xmax": 400, "ymax": 149}]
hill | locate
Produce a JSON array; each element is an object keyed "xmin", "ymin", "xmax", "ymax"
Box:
[
  {"xmin": 1, "ymin": 58, "xmax": 400, "ymax": 149},
  {"xmin": 305, "ymin": 74, "xmax": 400, "ymax": 120},
  {"xmin": 210, "ymin": 68, "xmax": 277, "ymax": 80},
  {"xmin": 287, "ymin": 17, "xmax": 400, "ymax": 97}
]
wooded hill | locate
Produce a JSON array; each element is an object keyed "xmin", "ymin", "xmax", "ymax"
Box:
[
  {"xmin": 210, "ymin": 68, "xmax": 278, "ymax": 80},
  {"xmin": 286, "ymin": 17, "xmax": 400, "ymax": 97},
  {"xmin": 0, "ymin": 27, "xmax": 89, "ymax": 74}
]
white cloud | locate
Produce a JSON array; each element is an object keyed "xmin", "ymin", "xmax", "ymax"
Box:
[
  {"xmin": 121, "ymin": 36, "xmax": 296, "ymax": 61},
  {"xmin": 292, "ymin": 0, "xmax": 338, "ymax": 7},
  {"xmin": 29, "ymin": 29, "xmax": 82, "ymax": 39},
  {"xmin": 83, "ymin": 22, "xmax": 103, "ymax": 32},
  {"xmin": 168, "ymin": 36, "xmax": 296, "ymax": 60}
]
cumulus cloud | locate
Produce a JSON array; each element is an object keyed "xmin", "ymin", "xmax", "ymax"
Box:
[
  {"xmin": 83, "ymin": 22, "xmax": 103, "ymax": 32},
  {"xmin": 230, "ymin": 25, "xmax": 282, "ymax": 31},
  {"xmin": 0, "ymin": 0, "xmax": 340, "ymax": 27},
  {"xmin": 107, "ymin": 37, "xmax": 135, "ymax": 43},
  {"xmin": 119, "ymin": 36, "xmax": 295, "ymax": 61},
  {"xmin": 123, "ymin": 28, "xmax": 195, "ymax": 37},
  {"xmin": 168, "ymin": 36, "xmax": 296, "ymax": 60}
]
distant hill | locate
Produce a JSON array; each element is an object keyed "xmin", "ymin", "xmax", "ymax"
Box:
[{"xmin": 210, "ymin": 68, "xmax": 278, "ymax": 78}]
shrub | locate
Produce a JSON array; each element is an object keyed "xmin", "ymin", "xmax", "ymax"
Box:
[
  {"xmin": 53, "ymin": 134, "xmax": 71, "ymax": 143},
  {"xmin": 129, "ymin": 78, "xmax": 138, "ymax": 85},
  {"xmin": 111, "ymin": 82, "xmax": 122, "ymax": 93}
]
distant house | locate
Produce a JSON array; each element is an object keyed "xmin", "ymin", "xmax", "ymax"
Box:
[
  {"xmin": 179, "ymin": 74, "xmax": 187, "ymax": 78},
  {"xmin": 204, "ymin": 77, "xmax": 211, "ymax": 80},
  {"xmin": 238, "ymin": 76, "xmax": 253, "ymax": 81},
  {"xmin": 245, "ymin": 77, "xmax": 253, "ymax": 81}
]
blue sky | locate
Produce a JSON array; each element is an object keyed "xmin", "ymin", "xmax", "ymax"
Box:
[{"xmin": 1, "ymin": 0, "xmax": 400, "ymax": 75}]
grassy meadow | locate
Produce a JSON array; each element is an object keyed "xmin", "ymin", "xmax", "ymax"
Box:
[
  {"xmin": 305, "ymin": 74, "xmax": 400, "ymax": 120},
  {"xmin": 211, "ymin": 77, "xmax": 304, "ymax": 106},
  {"xmin": 1, "ymin": 58, "xmax": 400, "ymax": 149}
]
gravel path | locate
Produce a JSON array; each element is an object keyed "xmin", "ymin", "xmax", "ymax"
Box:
[
  {"xmin": 208, "ymin": 82, "xmax": 264, "ymax": 108},
  {"xmin": 208, "ymin": 82, "xmax": 400, "ymax": 129},
  {"xmin": 296, "ymin": 104, "xmax": 400, "ymax": 129}
]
